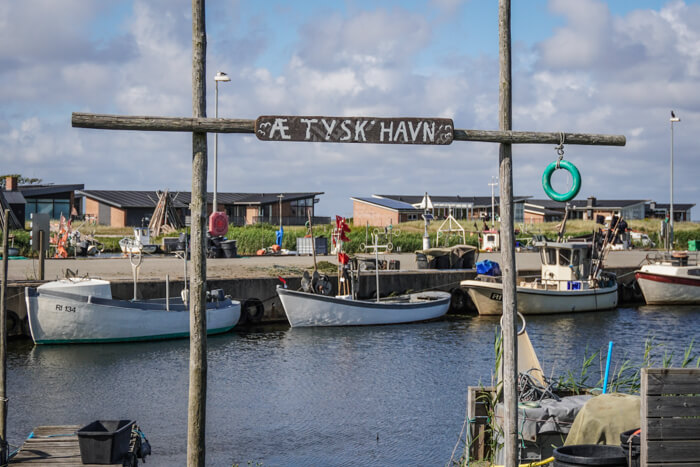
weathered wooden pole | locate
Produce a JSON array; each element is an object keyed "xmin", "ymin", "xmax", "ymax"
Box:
[
  {"xmin": 498, "ymin": 0, "xmax": 518, "ymax": 465},
  {"xmin": 38, "ymin": 230, "xmax": 45, "ymax": 280},
  {"xmin": 0, "ymin": 210, "xmax": 9, "ymax": 463},
  {"xmin": 187, "ymin": 0, "xmax": 208, "ymax": 465}
]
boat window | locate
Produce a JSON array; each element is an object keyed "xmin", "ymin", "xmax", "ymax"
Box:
[
  {"xmin": 688, "ymin": 269, "xmax": 700, "ymax": 276},
  {"xmin": 541, "ymin": 248, "xmax": 557, "ymax": 265},
  {"xmin": 559, "ymin": 249, "xmax": 571, "ymax": 266},
  {"xmin": 571, "ymin": 249, "xmax": 581, "ymax": 266}
]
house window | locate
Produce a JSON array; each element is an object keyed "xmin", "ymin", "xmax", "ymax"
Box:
[{"xmin": 25, "ymin": 199, "xmax": 71, "ymax": 220}]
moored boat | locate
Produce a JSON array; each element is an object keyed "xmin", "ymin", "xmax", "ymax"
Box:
[
  {"xmin": 461, "ymin": 241, "xmax": 618, "ymax": 315},
  {"xmin": 25, "ymin": 278, "xmax": 240, "ymax": 344},
  {"xmin": 277, "ymin": 287, "xmax": 451, "ymax": 327},
  {"xmin": 635, "ymin": 251, "xmax": 700, "ymax": 305},
  {"xmin": 119, "ymin": 227, "xmax": 159, "ymax": 255}
]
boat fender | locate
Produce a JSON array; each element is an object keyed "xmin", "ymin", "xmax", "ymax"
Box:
[
  {"xmin": 542, "ymin": 159, "xmax": 581, "ymax": 202},
  {"xmin": 448, "ymin": 288, "xmax": 467, "ymax": 313},
  {"xmin": 5, "ymin": 311, "xmax": 18, "ymax": 334},
  {"xmin": 242, "ymin": 298, "xmax": 264, "ymax": 323}
]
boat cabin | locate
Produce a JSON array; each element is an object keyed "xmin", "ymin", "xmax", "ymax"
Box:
[
  {"xmin": 539, "ymin": 242, "xmax": 592, "ymax": 291},
  {"xmin": 133, "ymin": 227, "xmax": 151, "ymax": 246},
  {"xmin": 481, "ymin": 230, "xmax": 500, "ymax": 252}
]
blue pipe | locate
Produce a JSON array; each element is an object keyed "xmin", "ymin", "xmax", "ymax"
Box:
[{"xmin": 602, "ymin": 341, "xmax": 613, "ymax": 394}]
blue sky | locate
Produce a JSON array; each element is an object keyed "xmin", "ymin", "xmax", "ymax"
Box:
[{"xmin": 2, "ymin": 0, "xmax": 700, "ymax": 218}]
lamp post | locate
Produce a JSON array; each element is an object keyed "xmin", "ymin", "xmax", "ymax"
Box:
[
  {"xmin": 213, "ymin": 71, "xmax": 230, "ymax": 213},
  {"xmin": 670, "ymin": 110, "xmax": 680, "ymax": 249},
  {"xmin": 489, "ymin": 176, "xmax": 498, "ymax": 229}
]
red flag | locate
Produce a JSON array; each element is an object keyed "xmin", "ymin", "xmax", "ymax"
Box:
[
  {"xmin": 340, "ymin": 231, "xmax": 350, "ymax": 242},
  {"xmin": 338, "ymin": 252, "xmax": 350, "ymax": 265}
]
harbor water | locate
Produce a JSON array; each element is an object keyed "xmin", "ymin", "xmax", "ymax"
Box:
[{"xmin": 6, "ymin": 305, "xmax": 700, "ymax": 466}]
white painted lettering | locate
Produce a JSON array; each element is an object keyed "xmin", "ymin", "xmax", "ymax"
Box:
[
  {"xmin": 423, "ymin": 122, "xmax": 435, "ymax": 142},
  {"xmin": 380, "ymin": 121, "xmax": 393, "ymax": 142},
  {"xmin": 321, "ymin": 119, "xmax": 338, "ymax": 140},
  {"xmin": 354, "ymin": 120, "xmax": 369, "ymax": 141},
  {"xmin": 269, "ymin": 118, "xmax": 291, "ymax": 140},
  {"xmin": 408, "ymin": 121, "xmax": 422, "ymax": 142},
  {"xmin": 340, "ymin": 120, "xmax": 352, "ymax": 141},
  {"xmin": 394, "ymin": 121, "xmax": 408, "ymax": 142},
  {"xmin": 300, "ymin": 118, "xmax": 318, "ymax": 140}
]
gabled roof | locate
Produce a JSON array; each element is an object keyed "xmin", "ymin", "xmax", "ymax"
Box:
[
  {"xmin": 377, "ymin": 194, "xmax": 531, "ymax": 208},
  {"xmin": 19, "ymin": 184, "xmax": 84, "ymax": 198},
  {"xmin": 79, "ymin": 190, "xmax": 323, "ymax": 209},
  {"xmin": 525, "ymin": 199, "xmax": 649, "ymax": 210},
  {"xmin": 351, "ymin": 196, "xmax": 421, "ymax": 212}
]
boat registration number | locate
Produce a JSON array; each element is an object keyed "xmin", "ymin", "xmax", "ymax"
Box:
[
  {"xmin": 490, "ymin": 292, "xmax": 502, "ymax": 301},
  {"xmin": 55, "ymin": 304, "xmax": 77, "ymax": 312}
]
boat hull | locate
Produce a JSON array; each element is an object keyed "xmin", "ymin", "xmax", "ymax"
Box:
[
  {"xmin": 635, "ymin": 266, "xmax": 700, "ymax": 305},
  {"xmin": 276, "ymin": 288, "xmax": 451, "ymax": 327},
  {"xmin": 25, "ymin": 287, "xmax": 240, "ymax": 344},
  {"xmin": 461, "ymin": 280, "xmax": 618, "ymax": 315}
]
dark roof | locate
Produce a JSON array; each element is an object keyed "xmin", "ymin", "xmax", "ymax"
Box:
[
  {"xmin": 79, "ymin": 190, "xmax": 323, "ymax": 209},
  {"xmin": 525, "ymin": 199, "xmax": 649, "ymax": 210},
  {"xmin": 649, "ymin": 203, "xmax": 695, "ymax": 210},
  {"xmin": 377, "ymin": 194, "xmax": 531, "ymax": 208},
  {"xmin": 2, "ymin": 191, "xmax": 26, "ymax": 204},
  {"xmin": 351, "ymin": 197, "xmax": 421, "ymax": 211},
  {"xmin": 19, "ymin": 184, "xmax": 84, "ymax": 198}
]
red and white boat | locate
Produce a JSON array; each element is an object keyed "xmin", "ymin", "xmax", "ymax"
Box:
[{"xmin": 635, "ymin": 252, "xmax": 700, "ymax": 305}]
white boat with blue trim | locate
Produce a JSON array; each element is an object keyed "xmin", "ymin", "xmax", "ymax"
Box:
[
  {"xmin": 25, "ymin": 278, "xmax": 240, "ymax": 344},
  {"xmin": 461, "ymin": 241, "xmax": 618, "ymax": 315}
]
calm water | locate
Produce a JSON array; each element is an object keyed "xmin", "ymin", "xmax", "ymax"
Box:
[{"xmin": 6, "ymin": 306, "xmax": 700, "ymax": 466}]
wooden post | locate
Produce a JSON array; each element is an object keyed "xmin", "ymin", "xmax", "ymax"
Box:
[
  {"xmin": 187, "ymin": 0, "xmax": 207, "ymax": 466},
  {"xmin": 0, "ymin": 210, "xmax": 8, "ymax": 463},
  {"xmin": 498, "ymin": 1, "xmax": 518, "ymax": 465},
  {"xmin": 38, "ymin": 230, "xmax": 45, "ymax": 281}
]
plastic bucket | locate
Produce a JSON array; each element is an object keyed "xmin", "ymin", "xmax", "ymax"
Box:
[
  {"xmin": 620, "ymin": 429, "xmax": 640, "ymax": 467},
  {"xmin": 221, "ymin": 240, "xmax": 237, "ymax": 258},
  {"xmin": 553, "ymin": 445, "xmax": 626, "ymax": 466}
]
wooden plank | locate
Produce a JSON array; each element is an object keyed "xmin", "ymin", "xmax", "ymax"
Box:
[
  {"xmin": 10, "ymin": 425, "xmax": 129, "ymax": 466},
  {"xmin": 73, "ymin": 112, "xmax": 627, "ymax": 146},
  {"xmin": 642, "ymin": 368, "xmax": 649, "ymax": 467},
  {"xmin": 255, "ymin": 116, "xmax": 454, "ymax": 144},
  {"xmin": 647, "ymin": 417, "xmax": 700, "ymax": 440},
  {"xmin": 647, "ymin": 440, "xmax": 700, "ymax": 462},
  {"xmin": 72, "ymin": 112, "xmax": 255, "ymax": 133},
  {"xmin": 453, "ymin": 129, "xmax": 626, "ymax": 146},
  {"xmin": 645, "ymin": 395, "xmax": 700, "ymax": 418},
  {"xmin": 646, "ymin": 368, "xmax": 700, "ymax": 395}
]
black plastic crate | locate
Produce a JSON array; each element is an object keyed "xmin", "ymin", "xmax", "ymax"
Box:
[{"xmin": 77, "ymin": 419, "xmax": 134, "ymax": 464}]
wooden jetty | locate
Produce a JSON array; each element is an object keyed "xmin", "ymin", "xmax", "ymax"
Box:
[{"xmin": 10, "ymin": 425, "xmax": 136, "ymax": 466}]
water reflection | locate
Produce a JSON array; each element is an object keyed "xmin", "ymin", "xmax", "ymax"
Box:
[{"xmin": 6, "ymin": 306, "xmax": 700, "ymax": 466}]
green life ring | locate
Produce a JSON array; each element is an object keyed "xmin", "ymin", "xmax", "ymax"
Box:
[{"xmin": 542, "ymin": 160, "xmax": 581, "ymax": 202}]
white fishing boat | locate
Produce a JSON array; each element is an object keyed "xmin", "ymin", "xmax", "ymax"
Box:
[
  {"xmin": 119, "ymin": 227, "xmax": 159, "ymax": 255},
  {"xmin": 635, "ymin": 251, "xmax": 700, "ymax": 305},
  {"xmin": 461, "ymin": 241, "xmax": 618, "ymax": 315},
  {"xmin": 25, "ymin": 278, "xmax": 241, "ymax": 344},
  {"xmin": 277, "ymin": 287, "xmax": 451, "ymax": 327},
  {"xmin": 277, "ymin": 216, "xmax": 451, "ymax": 327}
]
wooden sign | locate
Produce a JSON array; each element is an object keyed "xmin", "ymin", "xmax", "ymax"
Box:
[{"xmin": 255, "ymin": 116, "xmax": 454, "ymax": 145}]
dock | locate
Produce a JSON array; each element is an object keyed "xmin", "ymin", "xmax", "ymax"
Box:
[{"xmin": 10, "ymin": 425, "xmax": 135, "ymax": 466}]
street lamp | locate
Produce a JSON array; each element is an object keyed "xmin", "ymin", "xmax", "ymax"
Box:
[
  {"xmin": 489, "ymin": 176, "xmax": 498, "ymax": 229},
  {"xmin": 670, "ymin": 110, "xmax": 680, "ymax": 249},
  {"xmin": 213, "ymin": 71, "xmax": 231, "ymax": 213}
]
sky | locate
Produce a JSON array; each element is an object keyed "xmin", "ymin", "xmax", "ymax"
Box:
[{"xmin": 2, "ymin": 0, "xmax": 700, "ymax": 219}]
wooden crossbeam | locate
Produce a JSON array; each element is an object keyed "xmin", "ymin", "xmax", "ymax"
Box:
[{"xmin": 72, "ymin": 112, "xmax": 626, "ymax": 146}]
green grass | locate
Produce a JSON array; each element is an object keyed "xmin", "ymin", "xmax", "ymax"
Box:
[{"xmin": 5, "ymin": 218, "xmax": 700, "ymax": 256}]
